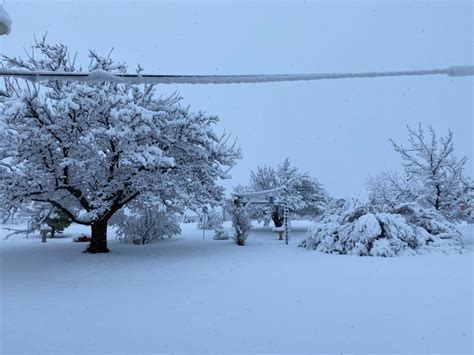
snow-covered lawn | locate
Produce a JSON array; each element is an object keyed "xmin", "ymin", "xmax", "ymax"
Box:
[{"xmin": 1, "ymin": 221, "xmax": 472, "ymax": 353}]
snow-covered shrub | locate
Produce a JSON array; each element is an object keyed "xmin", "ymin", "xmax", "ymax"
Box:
[
  {"xmin": 114, "ymin": 209, "xmax": 181, "ymax": 245},
  {"xmin": 197, "ymin": 209, "xmax": 223, "ymax": 230},
  {"xmin": 299, "ymin": 200, "xmax": 464, "ymax": 257},
  {"xmin": 44, "ymin": 209, "xmax": 72, "ymax": 238},
  {"xmin": 230, "ymin": 200, "xmax": 251, "ymax": 246},
  {"xmin": 213, "ymin": 226, "xmax": 229, "ymax": 240}
]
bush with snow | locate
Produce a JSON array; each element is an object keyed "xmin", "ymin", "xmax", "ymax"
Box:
[
  {"xmin": 213, "ymin": 226, "xmax": 229, "ymax": 240},
  {"xmin": 44, "ymin": 209, "xmax": 72, "ymax": 238},
  {"xmin": 113, "ymin": 208, "xmax": 181, "ymax": 245},
  {"xmin": 230, "ymin": 200, "xmax": 251, "ymax": 246},
  {"xmin": 197, "ymin": 208, "xmax": 223, "ymax": 230},
  {"xmin": 299, "ymin": 200, "xmax": 464, "ymax": 257}
]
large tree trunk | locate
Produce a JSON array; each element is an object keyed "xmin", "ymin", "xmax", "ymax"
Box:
[{"xmin": 84, "ymin": 219, "xmax": 109, "ymax": 253}]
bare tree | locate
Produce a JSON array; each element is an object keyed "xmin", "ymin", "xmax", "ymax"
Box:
[{"xmin": 389, "ymin": 124, "xmax": 469, "ymax": 220}]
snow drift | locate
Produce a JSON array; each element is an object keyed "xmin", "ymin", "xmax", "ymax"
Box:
[{"xmin": 299, "ymin": 201, "xmax": 464, "ymax": 257}]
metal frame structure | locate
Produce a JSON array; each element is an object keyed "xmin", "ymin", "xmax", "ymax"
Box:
[{"xmin": 233, "ymin": 186, "xmax": 290, "ymax": 245}]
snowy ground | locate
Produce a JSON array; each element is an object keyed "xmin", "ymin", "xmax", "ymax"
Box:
[{"xmin": 1, "ymin": 221, "xmax": 472, "ymax": 354}]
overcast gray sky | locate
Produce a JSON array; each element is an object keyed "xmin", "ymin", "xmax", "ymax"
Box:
[{"xmin": 1, "ymin": 0, "xmax": 472, "ymax": 198}]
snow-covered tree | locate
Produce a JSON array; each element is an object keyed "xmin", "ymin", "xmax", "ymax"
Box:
[
  {"xmin": 367, "ymin": 171, "xmax": 418, "ymax": 211},
  {"xmin": 452, "ymin": 176, "xmax": 474, "ymax": 222},
  {"xmin": 243, "ymin": 158, "xmax": 328, "ymax": 225},
  {"xmin": 0, "ymin": 38, "xmax": 240, "ymax": 253},
  {"xmin": 367, "ymin": 124, "xmax": 471, "ymax": 221},
  {"xmin": 250, "ymin": 165, "xmax": 280, "ymax": 192},
  {"xmin": 389, "ymin": 124, "xmax": 470, "ymax": 221}
]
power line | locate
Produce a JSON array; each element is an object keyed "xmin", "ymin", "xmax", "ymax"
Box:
[{"xmin": 0, "ymin": 65, "xmax": 472, "ymax": 85}]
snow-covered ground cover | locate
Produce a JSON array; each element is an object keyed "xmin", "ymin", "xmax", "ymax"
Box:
[{"xmin": 1, "ymin": 221, "xmax": 472, "ymax": 353}]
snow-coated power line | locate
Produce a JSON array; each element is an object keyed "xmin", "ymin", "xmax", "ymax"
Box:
[{"xmin": 0, "ymin": 65, "xmax": 473, "ymax": 85}]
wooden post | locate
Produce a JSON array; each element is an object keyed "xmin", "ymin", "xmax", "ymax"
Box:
[
  {"xmin": 284, "ymin": 204, "xmax": 289, "ymax": 245},
  {"xmin": 202, "ymin": 207, "xmax": 207, "ymax": 240}
]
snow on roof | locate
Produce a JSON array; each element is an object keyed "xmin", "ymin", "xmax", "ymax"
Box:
[{"xmin": 0, "ymin": 5, "xmax": 12, "ymax": 35}]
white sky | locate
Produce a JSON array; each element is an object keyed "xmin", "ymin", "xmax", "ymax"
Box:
[{"xmin": 1, "ymin": 0, "xmax": 472, "ymax": 198}]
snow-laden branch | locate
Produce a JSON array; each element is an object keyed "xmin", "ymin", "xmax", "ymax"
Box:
[
  {"xmin": 0, "ymin": 66, "xmax": 473, "ymax": 85},
  {"xmin": 2, "ymin": 207, "xmax": 53, "ymax": 240}
]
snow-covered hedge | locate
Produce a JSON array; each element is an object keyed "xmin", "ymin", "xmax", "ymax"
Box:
[{"xmin": 299, "ymin": 201, "xmax": 464, "ymax": 257}]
